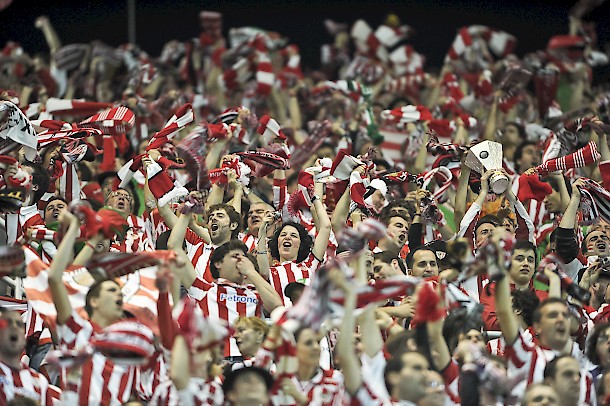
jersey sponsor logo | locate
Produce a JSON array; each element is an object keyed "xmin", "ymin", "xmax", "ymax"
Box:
[{"xmin": 219, "ymin": 293, "xmax": 258, "ymax": 304}]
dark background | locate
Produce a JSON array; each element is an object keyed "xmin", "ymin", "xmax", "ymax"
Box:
[{"xmin": 1, "ymin": 0, "xmax": 609, "ymax": 71}]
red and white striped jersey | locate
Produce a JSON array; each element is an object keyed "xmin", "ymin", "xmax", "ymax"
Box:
[
  {"xmin": 239, "ymin": 232, "xmax": 257, "ymax": 252},
  {"xmin": 56, "ymin": 311, "xmax": 138, "ymax": 406},
  {"xmin": 271, "ymin": 368, "xmax": 344, "ymax": 406},
  {"xmin": 135, "ymin": 351, "xmax": 169, "ymax": 402},
  {"xmin": 505, "ymin": 329, "xmax": 595, "ymax": 405},
  {"xmin": 184, "ymin": 229, "xmax": 217, "ymax": 283},
  {"xmin": 150, "ymin": 377, "xmax": 224, "ymax": 406},
  {"xmin": 111, "ymin": 214, "xmax": 154, "ymax": 253},
  {"xmin": 0, "ymin": 361, "xmax": 59, "ymax": 405},
  {"xmin": 5, "ymin": 204, "xmax": 44, "ymax": 245},
  {"xmin": 188, "ymin": 278, "xmax": 263, "ymax": 356},
  {"xmin": 269, "ymin": 253, "xmax": 321, "ymax": 307},
  {"xmin": 487, "ymin": 327, "xmax": 535, "ymax": 358}
]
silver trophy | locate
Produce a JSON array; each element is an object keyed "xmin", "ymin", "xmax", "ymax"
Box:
[{"xmin": 465, "ymin": 141, "xmax": 509, "ymax": 194}]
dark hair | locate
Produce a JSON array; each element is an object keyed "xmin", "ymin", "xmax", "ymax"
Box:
[
  {"xmin": 586, "ymin": 322, "xmax": 610, "ymax": 366},
  {"xmin": 546, "ymin": 174, "xmax": 571, "ymax": 197},
  {"xmin": 379, "ymin": 199, "xmax": 416, "ymax": 219},
  {"xmin": 512, "ymin": 239, "xmax": 539, "ymax": 267},
  {"xmin": 532, "ymin": 298, "xmax": 567, "ymax": 324},
  {"xmin": 543, "ymin": 354, "xmax": 574, "ymax": 380},
  {"xmin": 379, "ymin": 211, "xmax": 411, "ymax": 228},
  {"xmin": 21, "ymin": 162, "xmax": 50, "ymax": 202},
  {"xmin": 442, "ymin": 307, "xmax": 486, "ymax": 352},
  {"xmin": 514, "ymin": 141, "xmax": 538, "ymax": 173},
  {"xmin": 374, "ymin": 250, "xmax": 407, "ymax": 274},
  {"xmin": 268, "ymin": 221, "xmax": 312, "ymax": 263},
  {"xmin": 405, "ymin": 247, "xmax": 435, "ymax": 270},
  {"xmin": 475, "ymin": 214, "xmax": 501, "ymax": 233},
  {"xmin": 505, "ymin": 121, "xmax": 526, "ymax": 141},
  {"xmin": 384, "ymin": 329, "xmax": 417, "ymax": 357},
  {"xmin": 222, "ymin": 366, "xmax": 274, "ymax": 394},
  {"xmin": 511, "ymin": 289, "xmax": 540, "ymax": 327},
  {"xmin": 85, "ymin": 279, "xmax": 121, "ymax": 317},
  {"xmin": 209, "ymin": 240, "xmax": 249, "ymax": 279},
  {"xmin": 208, "ymin": 203, "xmax": 242, "ymax": 239},
  {"xmin": 284, "ymin": 282, "xmax": 305, "ymax": 303}
]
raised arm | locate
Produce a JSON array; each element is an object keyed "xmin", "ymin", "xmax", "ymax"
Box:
[
  {"xmin": 311, "ymin": 181, "xmax": 332, "ymax": 261},
  {"xmin": 48, "ymin": 211, "xmax": 80, "ymax": 325},
  {"xmin": 256, "ymin": 213, "xmax": 274, "ymax": 280},
  {"xmin": 331, "ymin": 187, "xmax": 351, "ymax": 234},
  {"xmin": 492, "ymin": 231, "xmax": 520, "ymax": 345},
  {"xmin": 167, "ymin": 213, "xmax": 197, "ymax": 288},
  {"xmin": 333, "ymin": 272, "xmax": 361, "ymax": 395},
  {"xmin": 454, "ymin": 151, "xmax": 472, "ymax": 229}
]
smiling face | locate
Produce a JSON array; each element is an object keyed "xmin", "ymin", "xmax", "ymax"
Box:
[
  {"xmin": 277, "ymin": 225, "xmax": 301, "ymax": 262},
  {"xmin": 535, "ymin": 302, "xmax": 570, "ymax": 351},
  {"xmin": 585, "ymin": 230, "xmax": 610, "ymax": 258},
  {"xmin": 296, "ymin": 328, "xmax": 321, "ymax": 367},
  {"xmin": 0, "ymin": 310, "xmax": 26, "ymax": 361},
  {"xmin": 44, "ymin": 199, "xmax": 67, "ymax": 225},
  {"xmin": 207, "ymin": 208, "xmax": 237, "ymax": 245},
  {"xmin": 509, "ymin": 248, "xmax": 536, "ymax": 288}
]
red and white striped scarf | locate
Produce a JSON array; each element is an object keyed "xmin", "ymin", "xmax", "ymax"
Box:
[{"xmin": 535, "ymin": 140, "xmax": 600, "ymax": 176}]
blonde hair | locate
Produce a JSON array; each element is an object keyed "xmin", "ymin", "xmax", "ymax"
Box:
[{"xmin": 233, "ymin": 316, "xmax": 269, "ymax": 336}]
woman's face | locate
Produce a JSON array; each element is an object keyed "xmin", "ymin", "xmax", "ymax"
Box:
[
  {"xmin": 296, "ymin": 328, "xmax": 321, "ymax": 367},
  {"xmin": 234, "ymin": 323, "xmax": 263, "ymax": 359},
  {"xmin": 277, "ymin": 225, "xmax": 301, "ymax": 262}
]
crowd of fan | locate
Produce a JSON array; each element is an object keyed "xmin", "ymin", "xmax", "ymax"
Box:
[{"xmin": 1, "ymin": 1, "xmax": 610, "ymax": 405}]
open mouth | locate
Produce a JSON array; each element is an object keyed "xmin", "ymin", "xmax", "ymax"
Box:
[
  {"xmin": 210, "ymin": 224, "xmax": 219, "ymax": 232},
  {"xmin": 52, "ymin": 211, "xmax": 60, "ymax": 220},
  {"xmin": 116, "ymin": 201, "xmax": 126, "ymax": 210},
  {"xmin": 597, "ymin": 242, "xmax": 607, "ymax": 251},
  {"xmin": 9, "ymin": 333, "xmax": 18, "ymax": 343},
  {"xmin": 282, "ymin": 241, "xmax": 292, "ymax": 248}
]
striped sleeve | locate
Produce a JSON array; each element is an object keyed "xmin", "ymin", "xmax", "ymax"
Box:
[
  {"xmin": 273, "ymin": 178, "xmax": 287, "ymax": 211},
  {"xmin": 504, "ymin": 329, "xmax": 535, "ymax": 370},
  {"xmin": 57, "ymin": 310, "xmax": 94, "ymax": 350}
]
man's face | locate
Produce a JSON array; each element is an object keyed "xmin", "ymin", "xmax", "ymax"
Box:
[
  {"xmin": 410, "ymin": 250, "xmax": 439, "ymax": 278},
  {"xmin": 90, "ymin": 281, "xmax": 124, "ymax": 323},
  {"xmin": 216, "ymin": 249, "xmax": 247, "ymax": 283},
  {"xmin": 508, "ymin": 248, "xmax": 536, "ymax": 287},
  {"xmin": 394, "ymin": 352, "xmax": 430, "ymax": 402},
  {"xmin": 364, "ymin": 251, "xmax": 374, "ymax": 281},
  {"xmin": 106, "ymin": 189, "xmax": 133, "ymax": 215},
  {"xmin": 247, "ymin": 203, "xmax": 272, "ymax": 236},
  {"xmin": 475, "ymin": 223, "xmax": 496, "ymax": 248},
  {"xmin": 549, "ymin": 357, "xmax": 581, "ymax": 406},
  {"xmin": 208, "ymin": 209, "xmax": 236, "ymax": 245},
  {"xmin": 226, "ymin": 371, "xmax": 270, "ymax": 405},
  {"xmin": 535, "ymin": 302, "xmax": 570, "ymax": 350},
  {"xmin": 388, "ymin": 206, "xmax": 412, "ymax": 226},
  {"xmin": 386, "ymin": 216, "xmax": 409, "ymax": 246},
  {"xmin": 544, "ymin": 190, "xmax": 562, "ymax": 214},
  {"xmin": 503, "ymin": 217, "xmax": 517, "ymax": 234},
  {"xmin": 44, "ymin": 199, "xmax": 67, "ymax": 224},
  {"xmin": 502, "ymin": 124, "xmax": 522, "ymax": 145},
  {"xmin": 585, "ymin": 230, "xmax": 610, "ymax": 258},
  {"xmin": 458, "ymin": 329, "xmax": 486, "ymax": 351},
  {"xmin": 0, "ymin": 311, "xmax": 26, "ymax": 359},
  {"xmin": 517, "ymin": 144, "xmax": 541, "ymax": 174},
  {"xmin": 595, "ymin": 326, "xmax": 610, "ymax": 370},
  {"xmin": 373, "ymin": 259, "xmax": 402, "ymax": 280},
  {"xmin": 523, "ymin": 384, "xmax": 559, "ymax": 406}
]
